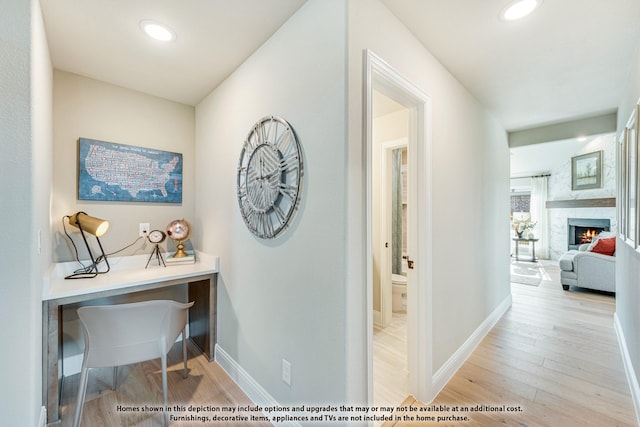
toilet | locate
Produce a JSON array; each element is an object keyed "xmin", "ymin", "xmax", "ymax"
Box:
[{"xmin": 392, "ymin": 273, "xmax": 407, "ymax": 313}]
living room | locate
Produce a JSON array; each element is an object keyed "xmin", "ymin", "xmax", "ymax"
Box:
[{"xmin": 510, "ymin": 126, "xmax": 617, "ymax": 262}]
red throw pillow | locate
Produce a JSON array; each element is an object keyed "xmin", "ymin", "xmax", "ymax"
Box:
[{"xmin": 589, "ymin": 237, "xmax": 616, "ymax": 256}]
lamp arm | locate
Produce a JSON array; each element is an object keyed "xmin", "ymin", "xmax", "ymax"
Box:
[
  {"xmin": 94, "ymin": 236, "xmax": 111, "ymax": 273},
  {"xmin": 64, "ymin": 222, "xmax": 110, "ymax": 279}
]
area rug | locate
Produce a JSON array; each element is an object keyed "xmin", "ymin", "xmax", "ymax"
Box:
[{"xmin": 510, "ymin": 260, "xmax": 542, "ymax": 286}]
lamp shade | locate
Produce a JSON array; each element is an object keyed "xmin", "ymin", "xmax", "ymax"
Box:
[{"xmin": 69, "ymin": 212, "xmax": 110, "ymax": 237}]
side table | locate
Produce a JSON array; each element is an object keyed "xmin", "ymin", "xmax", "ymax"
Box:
[{"xmin": 513, "ymin": 238, "xmax": 539, "ymax": 262}]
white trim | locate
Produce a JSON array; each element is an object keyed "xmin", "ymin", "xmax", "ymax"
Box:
[
  {"xmin": 614, "ymin": 313, "xmax": 640, "ymax": 425},
  {"xmin": 364, "ymin": 49, "xmax": 434, "ymax": 404},
  {"xmin": 39, "ymin": 406, "xmax": 46, "ymax": 427},
  {"xmin": 431, "ymin": 294, "xmax": 512, "ymax": 396},
  {"xmin": 215, "ymin": 344, "xmax": 302, "ymax": 427},
  {"xmin": 373, "ymin": 309, "xmax": 382, "ymax": 326}
]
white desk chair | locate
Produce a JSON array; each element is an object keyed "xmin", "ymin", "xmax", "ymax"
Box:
[{"xmin": 73, "ymin": 300, "xmax": 194, "ymax": 427}]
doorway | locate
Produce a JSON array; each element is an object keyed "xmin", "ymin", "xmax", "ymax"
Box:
[
  {"xmin": 365, "ymin": 50, "xmax": 434, "ymax": 406},
  {"xmin": 371, "ymin": 92, "xmax": 409, "ymax": 405}
]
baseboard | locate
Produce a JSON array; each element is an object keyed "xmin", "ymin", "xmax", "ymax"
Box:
[
  {"xmin": 614, "ymin": 313, "xmax": 640, "ymax": 425},
  {"xmin": 215, "ymin": 345, "xmax": 302, "ymax": 427},
  {"xmin": 38, "ymin": 406, "xmax": 46, "ymax": 427},
  {"xmin": 431, "ymin": 293, "xmax": 513, "ymax": 396},
  {"xmin": 373, "ymin": 309, "xmax": 381, "ymax": 327}
]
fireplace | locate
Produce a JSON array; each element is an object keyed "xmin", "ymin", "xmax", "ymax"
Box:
[{"xmin": 567, "ymin": 218, "xmax": 610, "ymax": 250}]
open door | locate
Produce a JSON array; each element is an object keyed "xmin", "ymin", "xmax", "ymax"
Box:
[{"xmin": 365, "ymin": 50, "xmax": 434, "ymax": 405}]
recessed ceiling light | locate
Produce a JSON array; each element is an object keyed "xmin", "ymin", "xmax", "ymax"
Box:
[
  {"xmin": 501, "ymin": 0, "xmax": 541, "ymax": 21},
  {"xmin": 139, "ymin": 20, "xmax": 176, "ymax": 42}
]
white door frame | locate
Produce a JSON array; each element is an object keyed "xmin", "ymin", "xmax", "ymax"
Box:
[{"xmin": 364, "ymin": 49, "xmax": 434, "ymax": 403}]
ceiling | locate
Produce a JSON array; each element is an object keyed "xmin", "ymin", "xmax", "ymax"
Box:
[
  {"xmin": 40, "ymin": 0, "xmax": 307, "ymax": 106},
  {"xmin": 509, "ymin": 134, "xmax": 613, "ymax": 179},
  {"xmin": 40, "ymin": 0, "xmax": 640, "ymax": 131},
  {"xmin": 380, "ymin": 0, "xmax": 640, "ymax": 132}
]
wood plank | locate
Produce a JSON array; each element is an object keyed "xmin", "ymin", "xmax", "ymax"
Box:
[
  {"xmin": 381, "ymin": 262, "xmax": 637, "ymax": 426},
  {"xmin": 58, "ymin": 340, "xmax": 273, "ymax": 426},
  {"xmin": 545, "ymin": 197, "xmax": 616, "ymax": 208}
]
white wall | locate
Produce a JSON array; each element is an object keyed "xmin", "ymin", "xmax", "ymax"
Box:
[
  {"xmin": 51, "ymin": 71, "xmax": 196, "ymax": 373},
  {"xmin": 195, "ymin": 0, "xmax": 348, "ymax": 406},
  {"xmin": 51, "ymin": 71, "xmax": 196, "ymax": 262},
  {"xmin": 0, "ymin": 0, "xmax": 51, "ymax": 424},
  {"xmin": 347, "ymin": 0, "xmax": 511, "ymax": 400},
  {"xmin": 615, "ymin": 40, "xmax": 640, "ymax": 414}
]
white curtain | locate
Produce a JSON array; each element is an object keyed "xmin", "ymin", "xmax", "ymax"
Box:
[{"xmin": 530, "ymin": 176, "xmax": 549, "ymax": 259}]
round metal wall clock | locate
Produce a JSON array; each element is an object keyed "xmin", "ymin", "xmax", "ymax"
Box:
[{"xmin": 237, "ymin": 116, "xmax": 303, "ymax": 239}]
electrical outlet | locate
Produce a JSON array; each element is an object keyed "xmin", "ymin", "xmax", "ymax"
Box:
[
  {"xmin": 139, "ymin": 223, "xmax": 150, "ymax": 237},
  {"xmin": 282, "ymin": 358, "xmax": 291, "ymax": 386}
]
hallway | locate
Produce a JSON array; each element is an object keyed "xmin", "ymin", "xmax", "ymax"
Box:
[{"xmin": 428, "ymin": 262, "xmax": 637, "ymax": 426}]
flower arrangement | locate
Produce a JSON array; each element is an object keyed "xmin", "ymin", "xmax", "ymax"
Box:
[{"xmin": 514, "ymin": 221, "xmax": 537, "ymax": 238}]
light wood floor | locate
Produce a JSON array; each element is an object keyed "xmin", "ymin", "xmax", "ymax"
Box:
[
  {"xmin": 59, "ymin": 341, "xmax": 272, "ymax": 426},
  {"xmin": 379, "ymin": 262, "xmax": 638, "ymax": 426},
  {"xmin": 374, "ymin": 312, "xmax": 408, "ymax": 407},
  {"xmin": 62, "ymin": 262, "xmax": 637, "ymax": 426}
]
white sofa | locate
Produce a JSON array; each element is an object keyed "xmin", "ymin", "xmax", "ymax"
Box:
[{"xmin": 558, "ymin": 239, "xmax": 615, "ymax": 293}]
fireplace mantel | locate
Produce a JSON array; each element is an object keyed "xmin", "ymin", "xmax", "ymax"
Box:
[{"xmin": 546, "ymin": 198, "xmax": 616, "ymax": 209}]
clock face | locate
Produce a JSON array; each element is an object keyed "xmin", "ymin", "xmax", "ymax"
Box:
[
  {"xmin": 237, "ymin": 116, "xmax": 303, "ymax": 239},
  {"xmin": 147, "ymin": 229, "xmax": 166, "ymax": 244}
]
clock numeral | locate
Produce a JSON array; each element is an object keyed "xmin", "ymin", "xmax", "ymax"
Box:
[
  {"xmin": 260, "ymin": 123, "xmax": 268, "ymax": 146},
  {"xmin": 270, "ymin": 118, "xmax": 280, "ymax": 146},
  {"xmin": 273, "ymin": 205, "xmax": 287, "ymax": 225},
  {"xmin": 280, "ymin": 153, "xmax": 299, "ymax": 172},
  {"xmin": 279, "ymin": 183, "xmax": 298, "ymax": 200},
  {"xmin": 238, "ymin": 187, "xmax": 247, "ymax": 199},
  {"xmin": 251, "ymin": 210, "xmax": 260, "ymax": 232},
  {"xmin": 253, "ymin": 124, "xmax": 264, "ymax": 146},
  {"xmin": 261, "ymin": 118, "xmax": 277, "ymax": 145},
  {"xmin": 243, "ymin": 138, "xmax": 255, "ymax": 154},
  {"xmin": 261, "ymin": 212, "xmax": 274, "ymax": 237},
  {"xmin": 275, "ymin": 130, "xmax": 293, "ymax": 154},
  {"xmin": 241, "ymin": 198, "xmax": 256, "ymax": 229},
  {"xmin": 248, "ymin": 211, "xmax": 258, "ymax": 232}
]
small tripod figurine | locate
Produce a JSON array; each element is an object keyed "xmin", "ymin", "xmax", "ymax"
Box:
[
  {"xmin": 145, "ymin": 230, "xmax": 167, "ymax": 268},
  {"xmin": 145, "ymin": 243, "xmax": 166, "ymax": 268}
]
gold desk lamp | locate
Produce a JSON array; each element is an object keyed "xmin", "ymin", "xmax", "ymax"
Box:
[{"xmin": 65, "ymin": 212, "xmax": 111, "ymax": 279}]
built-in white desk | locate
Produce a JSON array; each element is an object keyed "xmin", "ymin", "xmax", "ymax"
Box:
[{"xmin": 42, "ymin": 252, "xmax": 219, "ymax": 426}]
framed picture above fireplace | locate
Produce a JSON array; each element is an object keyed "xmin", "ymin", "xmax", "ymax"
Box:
[{"xmin": 571, "ymin": 150, "xmax": 602, "ymax": 191}]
